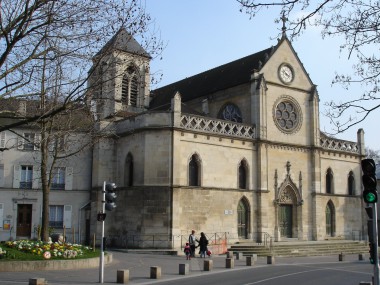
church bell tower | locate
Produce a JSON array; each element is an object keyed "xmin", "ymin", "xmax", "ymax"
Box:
[{"xmin": 88, "ymin": 28, "xmax": 152, "ymax": 120}]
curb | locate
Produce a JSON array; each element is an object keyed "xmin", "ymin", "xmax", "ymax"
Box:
[{"xmin": 0, "ymin": 253, "xmax": 112, "ymax": 272}]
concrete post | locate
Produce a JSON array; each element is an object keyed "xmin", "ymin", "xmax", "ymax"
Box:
[
  {"xmin": 179, "ymin": 264, "xmax": 189, "ymax": 275},
  {"xmin": 246, "ymin": 256, "xmax": 254, "ymax": 266},
  {"xmin": 117, "ymin": 269, "xmax": 129, "ymax": 284},
  {"xmin": 29, "ymin": 278, "xmax": 46, "ymax": 285},
  {"xmin": 359, "ymin": 253, "xmax": 365, "ymax": 261},
  {"xmin": 204, "ymin": 260, "xmax": 213, "ymax": 271},
  {"xmin": 150, "ymin": 266, "xmax": 161, "ymax": 279},
  {"xmin": 226, "ymin": 258, "xmax": 234, "ymax": 268},
  {"xmin": 267, "ymin": 255, "xmax": 275, "ymax": 264},
  {"xmin": 339, "ymin": 253, "xmax": 344, "ymax": 261}
]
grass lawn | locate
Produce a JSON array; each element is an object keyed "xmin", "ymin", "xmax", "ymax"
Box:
[{"xmin": 0, "ymin": 240, "xmax": 100, "ymax": 261}]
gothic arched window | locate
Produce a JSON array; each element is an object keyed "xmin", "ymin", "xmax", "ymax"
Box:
[
  {"xmin": 325, "ymin": 200, "xmax": 335, "ymax": 237},
  {"xmin": 348, "ymin": 171, "xmax": 355, "ymax": 196},
  {"xmin": 326, "ymin": 168, "xmax": 334, "ymax": 194},
  {"xmin": 124, "ymin": 153, "xmax": 134, "ymax": 186},
  {"xmin": 238, "ymin": 160, "xmax": 248, "ymax": 189},
  {"xmin": 189, "ymin": 154, "xmax": 201, "ymax": 186},
  {"xmin": 122, "ymin": 65, "xmax": 139, "ymax": 107},
  {"xmin": 218, "ymin": 103, "xmax": 243, "ymax": 123}
]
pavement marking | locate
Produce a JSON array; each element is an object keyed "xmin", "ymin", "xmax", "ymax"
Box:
[{"xmin": 241, "ymin": 268, "xmax": 327, "ymax": 285}]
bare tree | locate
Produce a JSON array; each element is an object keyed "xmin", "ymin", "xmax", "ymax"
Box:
[
  {"xmin": 366, "ymin": 147, "xmax": 380, "ymax": 163},
  {"xmin": 237, "ymin": 0, "xmax": 380, "ymax": 133},
  {"xmin": 1, "ymin": 0, "xmax": 163, "ymax": 131},
  {"xmin": 1, "ymin": 0, "xmax": 164, "ymax": 242}
]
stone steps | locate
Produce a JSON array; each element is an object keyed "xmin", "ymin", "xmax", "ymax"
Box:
[{"xmin": 228, "ymin": 241, "xmax": 369, "ymax": 257}]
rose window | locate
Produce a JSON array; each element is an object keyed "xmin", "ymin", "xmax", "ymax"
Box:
[{"xmin": 274, "ymin": 99, "xmax": 301, "ymax": 133}]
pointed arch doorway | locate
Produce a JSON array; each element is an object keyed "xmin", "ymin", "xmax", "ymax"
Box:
[
  {"xmin": 279, "ymin": 204, "xmax": 293, "ymax": 237},
  {"xmin": 326, "ymin": 201, "xmax": 335, "ymax": 237},
  {"xmin": 237, "ymin": 198, "xmax": 250, "ymax": 239},
  {"xmin": 277, "ymin": 185, "xmax": 300, "ymax": 239}
]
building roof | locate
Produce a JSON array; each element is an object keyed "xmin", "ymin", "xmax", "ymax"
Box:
[
  {"xmin": 149, "ymin": 46, "xmax": 274, "ymax": 110},
  {"xmin": 0, "ymin": 98, "xmax": 94, "ymax": 131},
  {"xmin": 95, "ymin": 27, "xmax": 151, "ymax": 59}
]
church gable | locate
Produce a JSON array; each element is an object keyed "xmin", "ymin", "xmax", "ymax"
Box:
[
  {"xmin": 260, "ymin": 37, "xmax": 314, "ymax": 90},
  {"xmin": 254, "ymin": 36, "xmax": 320, "ymax": 145}
]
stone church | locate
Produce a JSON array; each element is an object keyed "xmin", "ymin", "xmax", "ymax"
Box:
[
  {"xmin": 0, "ymin": 26, "xmax": 367, "ymax": 247},
  {"xmin": 88, "ymin": 27, "xmax": 366, "ymax": 249}
]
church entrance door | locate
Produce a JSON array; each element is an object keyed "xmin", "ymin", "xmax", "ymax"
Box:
[{"xmin": 279, "ymin": 205, "xmax": 292, "ymax": 238}]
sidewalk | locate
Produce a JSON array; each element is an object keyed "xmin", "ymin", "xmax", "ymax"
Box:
[{"xmin": 0, "ymin": 251, "xmax": 368, "ymax": 285}]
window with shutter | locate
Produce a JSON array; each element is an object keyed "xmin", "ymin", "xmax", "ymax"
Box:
[
  {"xmin": 51, "ymin": 167, "xmax": 66, "ymax": 190},
  {"xmin": 49, "ymin": 205, "xmax": 64, "ymax": 228},
  {"xmin": 23, "ymin": 133, "xmax": 35, "ymax": 151},
  {"xmin": 20, "ymin": 165, "xmax": 33, "ymax": 189}
]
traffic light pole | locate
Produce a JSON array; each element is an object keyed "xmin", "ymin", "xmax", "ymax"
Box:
[
  {"xmin": 99, "ymin": 181, "xmax": 106, "ymax": 284},
  {"xmin": 372, "ymin": 204, "xmax": 380, "ymax": 285}
]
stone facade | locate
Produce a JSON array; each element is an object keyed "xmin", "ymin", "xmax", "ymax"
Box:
[
  {"xmin": 88, "ymin": 30, "xmax": 366, "ymax": 249},
  {"xmin": 0, "ymin": 28, "xmax": 368, "ymax": 249}
]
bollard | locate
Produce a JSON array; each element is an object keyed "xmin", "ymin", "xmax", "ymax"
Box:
[
  {"xmin": 29, "ymin": 278, "xmax": 46, "ymax": 285},
  {"xmin": 339, "ymin": 253, "xmax": 344, "ymax": 261},
  {"xmin": 235, "ymin": 252, "xmax": 243, "ymax": 260},
  {"xmin": 204, "ymin": 260, "xmax": 213, "ymax": 271},
  {"xmin": 117, "ymin": 269, "xmax": 129, "ymax": 284},
  {"xmin": 226, "ymin": 251, "xmax": 233, "ymax": 258},
  {"xmin": 179, "ymin": 263, "xmax": 189, "ymax": 275},
  {"xmin": 252, "ymin": 254, "xmax": 258, "ymax": 261},
  {"xmin": 226, "ymin": 258, "xmax": 234, "ymax": 268},
  {"xmin": 246, "ymin": 256, "xmax": 254, "ymax": 266},
  {"xmin": 359, "ymin": 253, "xmax": 365, "ymax": 261},
  {"xmin": 150, "ymin": 266, "xmax": 161, "ymax": 279},
  {"xmin": 267, "ymin": 255, "xmax": 275, "ymax": 264}
]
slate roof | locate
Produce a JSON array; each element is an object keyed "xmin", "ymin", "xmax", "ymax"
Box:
[
  {"xmin": 95, "ymin": 27, "xmax": 151, "ymax": 59},
  {"xmin": 149, "ymin": 46, "xmax": 274, "ymax": 110},
  {"xmin": 0, "ymin": 98, "xmax": 93, "ymax": 131}
]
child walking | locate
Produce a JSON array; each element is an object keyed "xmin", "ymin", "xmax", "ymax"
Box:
[{"xmin": 184, "ymin": 242, "xmax": 191, "ymax": 260}]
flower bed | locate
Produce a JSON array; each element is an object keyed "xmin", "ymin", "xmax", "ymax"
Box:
[{"xmin": 1, "ymin": 240, "xmax": 96, "ymax": 260}]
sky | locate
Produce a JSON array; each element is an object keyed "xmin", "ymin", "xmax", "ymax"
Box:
[{"xmin": 144, "ymin": 0, "xmax": 379, "ymax": 151}]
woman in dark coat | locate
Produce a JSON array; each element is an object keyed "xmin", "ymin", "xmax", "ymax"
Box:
[{"xmin": 198, "ymin": 232, "xmax": 208, "ymax": 258}]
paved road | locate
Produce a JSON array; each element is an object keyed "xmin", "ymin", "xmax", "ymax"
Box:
[{"xmin": 0, "ymin": 251, "xmax": 374, "ymax": 285}]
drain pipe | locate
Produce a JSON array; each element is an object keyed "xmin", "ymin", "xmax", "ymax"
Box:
[{"xmin": 78, "ymin": 201, "xmax": 90, "ymax": 244}]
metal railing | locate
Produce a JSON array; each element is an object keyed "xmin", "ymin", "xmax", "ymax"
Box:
[{"xmin": 105, "ymin": 231, "xmax": 274, "ymax": 251}]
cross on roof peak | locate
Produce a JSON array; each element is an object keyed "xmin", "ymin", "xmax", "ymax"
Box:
[{"xmin": 281, "ymin": 12, "xmax": 288, "ymax": 36}]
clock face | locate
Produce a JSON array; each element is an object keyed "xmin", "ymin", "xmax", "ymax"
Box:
[{"xmin": 279, "ymin": 64, "xmax": 294, "ymax": 84}]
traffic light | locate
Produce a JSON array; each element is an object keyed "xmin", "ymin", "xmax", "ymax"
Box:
[
  {"xmin": 105, "ymin": 182, "xmax": 117, "ymax": 211},
  {"xmin": 369, "ymin": 242, "xmax": 377, "ymax": 264},
  {"xmin": 361, "ymin": 159, "xmax": 378, "ymax": 203}
]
